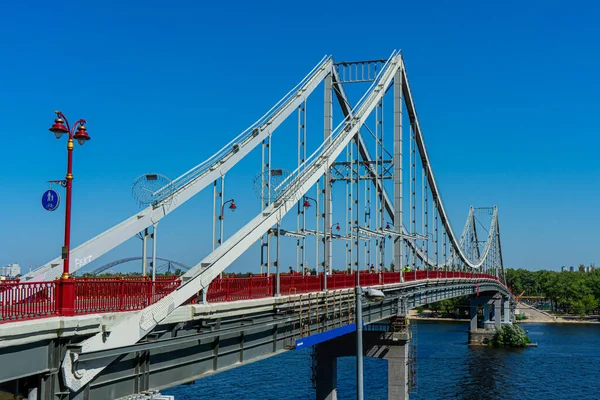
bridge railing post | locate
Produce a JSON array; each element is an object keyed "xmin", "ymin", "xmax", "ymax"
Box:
[
  {"xmin": 249, "ymin": 275, "xmax": 253, "ymax": 299},
  {"xmin": 146, "ymin": 278, "xmax": 152, "ymax": 306},
  {"xmin": 119, "ymin": 278, "xmax": 125, "ymax": 311},
  {"xmin": 56, "ymin": 278, "xmax": 75, "ymax": 316}
]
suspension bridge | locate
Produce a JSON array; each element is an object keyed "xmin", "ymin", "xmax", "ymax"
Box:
[{"xmin": 0, "ymin": 51, "xmax": 513, "ymax": 400}]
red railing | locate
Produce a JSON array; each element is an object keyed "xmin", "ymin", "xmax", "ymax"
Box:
[
  {"xmin": 205, "ymin": 271, "xmax": 503, "ymax": 304},
  {"xmin": 0, "ymin": 281, "xmax": 57, "ymax": 322},
  {"xmin": 206, "ymin": 275, "xmax": 273, "ymax": 302},
  {"xmin": 74, "ymin": 277, "xmax": 181, "ymax": 314},
  {"xmin": 0, "ymin": 276, "xmax": 181, "ymax": 324},
  {"xmin": 0, "ymin": 272, "xmax": 504, "ymax": 323}
]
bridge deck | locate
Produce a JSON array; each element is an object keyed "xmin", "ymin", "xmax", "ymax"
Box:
[
  {"xmin": 0, "ymin": 271, "xmax": 504, "ymax": 324},
  {"xmin": 0, "ymin": 273, "xmax": 510, "ymax": 399}
]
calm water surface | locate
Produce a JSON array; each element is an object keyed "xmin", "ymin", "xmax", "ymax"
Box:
[{"xmin": 164, "ymin": 322, "xmax": 600, "ymax": 399}]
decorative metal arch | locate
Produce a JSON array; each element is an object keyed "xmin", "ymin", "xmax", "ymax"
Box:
[{"xmin": 89, "ymin": 257, "xmax": 191, "ymax": 275}]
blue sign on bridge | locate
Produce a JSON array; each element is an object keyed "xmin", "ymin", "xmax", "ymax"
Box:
[{"xmin": 41, "ymin": 189, "xmax": 60, "ymax": 211}]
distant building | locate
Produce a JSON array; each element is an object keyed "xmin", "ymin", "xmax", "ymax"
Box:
[
  {"xmin": 561, "ymin": 266, "xmax": 567, "ymax": 272},
  {"xmin": 569, "ymin": 266, "xmax": 575, "ymax": 272},
  {"xmin": 0, "ymin": 263, "xmax": 20, "ymax": 277}
]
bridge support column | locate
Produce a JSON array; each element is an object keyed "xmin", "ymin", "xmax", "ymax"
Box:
[
  {"xmin": 483, "ymin": 302, "xmax": 490, "ymax": 323},
  {"xmin": 469, "ymin": 299, "xmax": 478, "ymax": 332},
  {"xmin": 382, "ymin": 332, "xmax": 410, "ymax": 400},
  {"xmin": 313, "ymin": 344, "xmax": 338, "ymax": 400},
  {"xmin": 503, "ymin": 296, "xmax": 511, "ymax": 324},
  {"xmin": 494, "ymin": 298, "xmax": 502, "ymax": 329},
  {"xmin": 468, "ymin": 295, "xmax": 498, "ymax": 344},
  {"xmin": 312, "ymin": 318, "xmax": 412, "ymax": 400}
]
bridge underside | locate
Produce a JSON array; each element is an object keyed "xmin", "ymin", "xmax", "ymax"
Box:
[{"xmin": 0, "ymin": 279, "xmax": 508, "ymax": 400}]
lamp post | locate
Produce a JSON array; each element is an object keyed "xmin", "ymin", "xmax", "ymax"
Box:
[
  {"xmin": 48, "ymin": 111, "xmax": 90, "ymax": 279},
  {"xmin": 48, "ymin": 111, "xmax": 90, "ymax": 316},
  {"xmin": 218, "ymin": 198, "xmax": 236, "ymax": 278},
  {"xmin": 322, "ymin": 222, "xmax": 340, "ymax": 291},
  {"xmin": 303, "ymin": 196, "xmax": 319, "ymax": 276},
  {"xmin": 219, "ymin": 198, "xmax": 237, "ymax": 245},
  {"xmin": 356, "ymin": 285, "xmax": 364, "ymax": 400},
  {"xmin": 355, "ymin": 286, "xmax": 386, "ymax": 400}
]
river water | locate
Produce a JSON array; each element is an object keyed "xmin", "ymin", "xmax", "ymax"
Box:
[{"xmin": 164, "ymin": 321, "xmax": 600, "ymax": 399}]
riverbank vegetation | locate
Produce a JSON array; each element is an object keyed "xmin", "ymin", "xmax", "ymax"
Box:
[
  {"xmin": 506, "ymin": 268, "xmax": 600, "ymax": 316},
  {"xmin": 426, "ymin": 296, "xmax": 470, "ymax": 318}
]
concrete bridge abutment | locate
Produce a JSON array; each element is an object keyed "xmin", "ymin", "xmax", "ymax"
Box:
[
  {"xmin": 312, "ymin": 317, "xmax": 412, "ymax": 400},
  {"xmin": 469, "ymin": 293, "xmax": 514, "ymax": 345}
]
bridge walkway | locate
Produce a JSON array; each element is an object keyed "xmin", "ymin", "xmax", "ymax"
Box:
[{"xmin": 0, "ymin": 271, "xmax": 503, "ymax": 324}]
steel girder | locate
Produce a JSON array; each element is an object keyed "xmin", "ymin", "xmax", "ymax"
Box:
[{"xmin": 23, "ymin": 57, "xmax": 334, "ymax": 283}]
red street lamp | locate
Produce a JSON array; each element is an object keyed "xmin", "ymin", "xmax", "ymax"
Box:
[
  {"xmin": 218, "ymin": 198, "xmax": 236, "ymax": 244},
  {"xmin": 331, "ymin": 223, "xmax": 341, "ymax": 234},
  {"xmin": 222, "ymin": 198, "xmax": 236, "ymax": 215},
  {"xmin": 48, "ymin": 110, "xmax": 91, "ymax": 281},
  {"xmin": 217, "ymin": 199, "xmax": 236, "ymax": 279}
]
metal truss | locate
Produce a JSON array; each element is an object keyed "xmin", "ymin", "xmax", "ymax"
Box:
[{"xmin": 47, "ymin": 51, "xmax": 507, "ymax": 390}]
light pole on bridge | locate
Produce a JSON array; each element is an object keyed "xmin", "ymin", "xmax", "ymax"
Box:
[
  {"xmin": 217, "ymin": 198, "xmax": 236, "ymax": 278},
  {"xmin": 218, "ymin": 198, "xmax": 237, "ymax": 245},
  {"xmin": 48, "ymin": 111, "xmax": 91, "ymax": 316},
  {"xmin": 48, "ymin": 111, "xmax": 91, "ymax": 280},
  {"xmin": 303, "ymin": 196, "xmax": 319, "ymax": 276}
]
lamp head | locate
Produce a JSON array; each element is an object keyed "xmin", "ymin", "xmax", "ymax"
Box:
[
  {"xmin": 49, "ymin": 117, "xmax": 69, "ymax": 139},
  {"xmin": 73, "ymin": 124, "xmax": 91, "ymax": 145}
]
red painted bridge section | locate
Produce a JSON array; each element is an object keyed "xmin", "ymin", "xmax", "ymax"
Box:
[{"xmin": 0, "ymin": 271, "xmax": 504, "ymax": 324}]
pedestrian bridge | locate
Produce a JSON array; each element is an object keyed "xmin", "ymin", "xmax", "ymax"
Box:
[
  {"xmin": 0, "ymin": 272, "xmax": 510, "ymax": 399},
  {"xmin": 2, "ymin": 50, "xmax": 512, "ymax": 399}
]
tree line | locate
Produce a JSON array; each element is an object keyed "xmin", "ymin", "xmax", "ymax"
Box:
[{"xmin": 506, "ymin": 268, "xmax": 600, "ymax": 315}]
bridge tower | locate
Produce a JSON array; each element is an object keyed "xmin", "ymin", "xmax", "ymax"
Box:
[{"xmin": 1, "ymin": 51, "xmax": 512, "ymax": 400}]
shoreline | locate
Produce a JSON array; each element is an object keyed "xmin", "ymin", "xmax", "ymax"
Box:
[{"xmin": 408, "ymin": 313, "xmax": 600, "ymax": 325}]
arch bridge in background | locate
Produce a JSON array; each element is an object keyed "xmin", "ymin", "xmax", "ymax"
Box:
[{"xmin": 88, "ymin": 257, "xmax": 191, "ymax": 276}]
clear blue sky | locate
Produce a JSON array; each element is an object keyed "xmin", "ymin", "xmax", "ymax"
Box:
[{"xmin": 1, "ymin": 0, "xmax": 599, "ymax": 273}]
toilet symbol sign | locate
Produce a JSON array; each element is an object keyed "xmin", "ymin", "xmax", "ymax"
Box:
[{"xmin": 42, "ymin": 189, "xmax": 60, "ymax": 211}]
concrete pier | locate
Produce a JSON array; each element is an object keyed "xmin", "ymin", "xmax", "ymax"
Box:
[
  {"xmin": 468, "ymin": 293, "xmax": 513, "ymax": 345},
  {"xmin": 313, "ymin": 318, "xmax": 411, "ymax": 400}
]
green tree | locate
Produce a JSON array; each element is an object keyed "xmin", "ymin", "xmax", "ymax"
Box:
[
  {"xmin": 582, "ymin": 294, "xmax": 598, "ymax": 315},
  {"xmin": 491, "ymin": 324, "xmax": 531, "ymax": 348}
]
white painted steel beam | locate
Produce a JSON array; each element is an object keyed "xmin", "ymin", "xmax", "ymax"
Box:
[
  {"xmin": 24, "ymin": 57, "xmax": 334, "ymax": 282},
  {"xmin": 61, "ymin": 52, "xmax": 403, "ymax": 391}
]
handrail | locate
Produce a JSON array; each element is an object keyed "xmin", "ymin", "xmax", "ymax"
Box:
[{"xmin": 1, "ymin": 272, "xmax": 507, "ymax": 324}]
